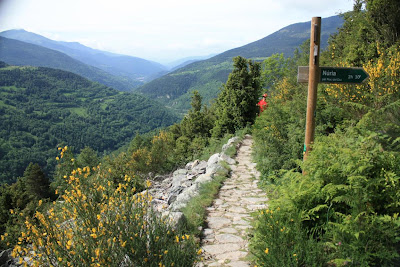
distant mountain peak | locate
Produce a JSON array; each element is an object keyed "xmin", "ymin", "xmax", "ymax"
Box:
[{"xmin": 0, "ymin": 29, "xmax": 168, "ymax": 85}]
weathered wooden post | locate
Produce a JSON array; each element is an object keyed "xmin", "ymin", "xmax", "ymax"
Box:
[{"xmin": 303, "ymin": 17, "xmax": 321, "ymax": 162}]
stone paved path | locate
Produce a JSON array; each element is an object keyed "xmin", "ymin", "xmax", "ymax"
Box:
[{"xmin": 197, "ymin": 135, "xmax": 268, "ymax": 267}]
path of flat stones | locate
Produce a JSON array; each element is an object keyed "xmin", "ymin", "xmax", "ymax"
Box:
[{"xmin": 197, "ymin": 135, "xmax": 268, "ymax": 267}]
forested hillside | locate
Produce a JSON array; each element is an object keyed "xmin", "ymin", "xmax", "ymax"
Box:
[
  {"xmin": 137, "ymin": 15, "xmax": 344, "ymax": 113},
  {"xmin": 0, "ymin": 29, "xmax": 167, "ymax": 84},
  {"xmin": 0, "ymin": 37, "xmax": 141, "ymax": 91},
  {"xmin": 0, "ymin": 63, "xmax": 178, "ymax": 183}
]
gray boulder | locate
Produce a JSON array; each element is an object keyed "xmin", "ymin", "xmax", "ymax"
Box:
[
  {"xmin": 167, "ymin": 186, "xmax": 184, "ymax": 204},
  {"xmin": 171, "ymin": 174, "xmax": 187, "ymax": 189},
  {"xmin": 186, "ymin": 160, "xmax": 199, "ymax": 170},
  {"xmin": 206, "ymin": 164, "xmax": 226, "ymax": 176},
  {"xmin": 149, "ymin": 136, "xmax": 241, "ymax": 227},
  {"xmin": 207, "ymin": 153, "xmax": 220, "ymax": 167},
  {"xmin": 191, "ymin": 160, "xmax": 207, "ymax": 175},
  {"xmin": 0, "ymin": 249, "xmax": 11, "ymax": 266},
  {"xmin": 194, "ymin": 174, "xmax": 213, "ymax": 185},
  {"xmin": 221, "ymin": 136, "xmax": 240, "ymax": 152},
  {"xmin": 220, "ymin": 153, "xmax": 236, "ymax": 165},
  {"xmin": 173, "ymin": 169, "xmax": 187, "ymax": 176},
  {"xmin": 170, "ymin": 184, "xmax": 199, "ymax": 211},
  {"xmin": 0, "ymin": 249, "xmax": 21, "ymax": 267}
]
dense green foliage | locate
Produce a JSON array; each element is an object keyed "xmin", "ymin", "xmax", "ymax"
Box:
[
  {"xmin": 251, "ymin": 1, "xmax": 400, "ymax": 265},
  {"xmin": 179, "ymin": 91, "xmax": 214, "ymax": 140},
  {"xmin": 0, "ymin": 64, "xmax": 178, "ymax": 183},
  {"xmin": 0, "ymin": 162, "xmax": 52, "ymax": 249},
  {"xmin": 0, "ymin": 36, "xmax": 141, "ymax": 91},
  {"xmin": 137, "ymin": 15, "xmax": 344, "ymax": 113}
]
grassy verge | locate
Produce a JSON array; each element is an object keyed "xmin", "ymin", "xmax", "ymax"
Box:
[
  {"xmin": 181, "ymin": 130, "xmax": 246, "ymax": 237},
  {"xmin": 181, "ymin": 162, "xmax": 230, "ymax": 236}
]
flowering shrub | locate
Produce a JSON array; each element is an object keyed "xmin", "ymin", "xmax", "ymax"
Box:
[
  {"xmin": 323, "ymin": 45, "xmax": 400, "ymax": 111},
  {"xmin": 9, "ymin": 149, "xmax": 197, "ymax": 266}
]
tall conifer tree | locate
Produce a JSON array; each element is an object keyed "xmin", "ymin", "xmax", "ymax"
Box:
[
  {"xmin": 212, "ymin": 56, "xmax": 261, "ymax": 137},
  {"xmin": 23, "ymin": 163, "xmax": 50, "ymax": 200}
]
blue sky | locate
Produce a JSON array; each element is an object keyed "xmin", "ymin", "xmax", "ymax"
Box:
[{"xmin": 0, "ymin": 0, "xmax": 354, "ymax": 64}]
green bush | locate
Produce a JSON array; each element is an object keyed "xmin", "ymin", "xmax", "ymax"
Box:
[
  {"xmin": 252, "ymin": 127, "xmax": 400, "ymax": 266},
  {"xmin": 211, "ymin": 56, "xmax": 262, "ymax": 138},
  {"xmin": 302, "ymin": 129, "xmax": 400, "ymax": 265},
  {"xmin": 251, "ymin": 207, "xmax": 328, "ymax": 266},
  {"xmin": 252, "ymin": 86, "xmax": 306, "ymax": 182}
]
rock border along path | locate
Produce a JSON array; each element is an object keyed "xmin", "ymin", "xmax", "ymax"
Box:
[{"xmin": 197, "ymin": 135, "xmax": 269, "ymax": 267}]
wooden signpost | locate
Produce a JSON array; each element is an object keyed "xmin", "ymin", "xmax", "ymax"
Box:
[{"xmin": 299, "ymin": 17, "xmax": 369, "ymax": 165}]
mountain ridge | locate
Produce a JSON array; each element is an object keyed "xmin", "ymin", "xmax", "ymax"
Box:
[
  {"xmin": 0, "ymin": 29, "xmax": 167, "ymax": 83},
  {"xmin": 211, "ymin": 15, "xmax": 343, "ymax": 62},
  {"xmin": 136, "ymin": 15, "xmax": 344, "ymax": 113},
  {"xmin": 0, "ymin": 36, "xmax": 140, "ymax": 91}
]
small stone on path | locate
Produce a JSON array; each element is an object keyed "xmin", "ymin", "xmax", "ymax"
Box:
[
  {"xmin": 215, "ymin": 234, "xmax": 243, "ymax": 243},
  {"xmin": 215, "ymin": 251, "xmax": 248, "ymax": 261},
  {"xmin": 219, "ymin": 228, "xmax": 238, "ymax": 234},
  {"xmin": 202, "ymin": 243, "xmax": 241, "ymax": 254},
  {"xmin": 207, "ymin": 217, "xmax": 231, "ymax": 228}
]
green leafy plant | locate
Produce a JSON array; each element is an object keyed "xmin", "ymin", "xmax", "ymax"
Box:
[
  {"xmin": 251, "ymin": 207, "xmax": 328, "ymax": 266},
  {"xmin": 9, "ymin": 160, "xmax": 198, "ymax": 267}
]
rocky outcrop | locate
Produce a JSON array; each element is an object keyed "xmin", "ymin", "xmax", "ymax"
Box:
[{"xmin": 149, "ymin": 136, "xmax": 241, "ymax": 225}]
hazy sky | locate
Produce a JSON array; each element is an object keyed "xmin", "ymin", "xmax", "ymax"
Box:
[{"xmin": 0, "ymin": 0, "xmax": 354, "ymax": 64}]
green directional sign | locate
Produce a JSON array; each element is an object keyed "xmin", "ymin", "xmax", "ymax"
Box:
[
  {"xmin": 320, "ymin": 67, "xmax": 369, "ymax": 83},
  {"xmin": 297, "ymin": 66, "xmax": 369, "ymax": 84}
]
